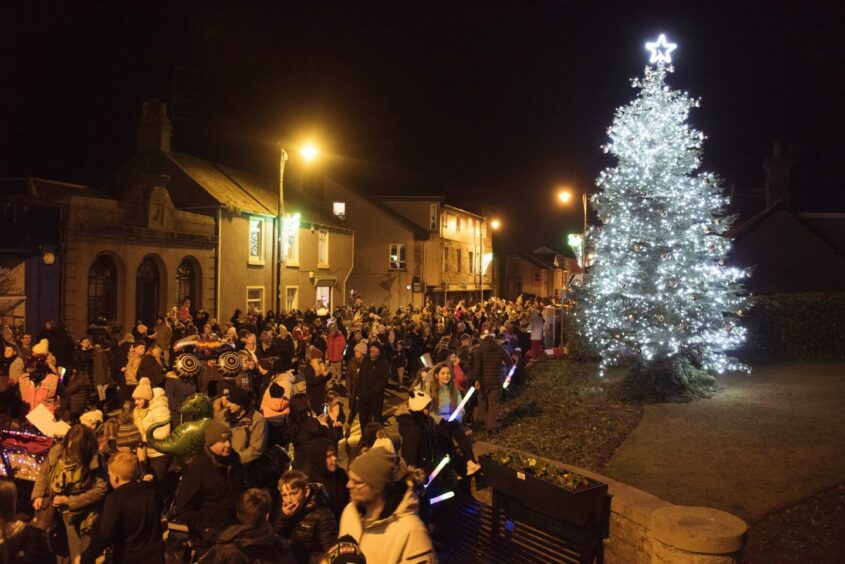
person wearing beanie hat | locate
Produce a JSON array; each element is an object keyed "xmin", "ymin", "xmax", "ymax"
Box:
[
  {"xmin": 131, "ymin": 377, "xmax": 153, "ymax": 402},
  {"xmin": 340, "ymin": 447, "xmax": 434, "ymax": 563},
  {"xmin": 172, "ymin": 417, "xmax": 243, "ymax": 551},
  {"xmin": 79, "ymin": 409, "xmax": 104, "ymax": 430},
  {"xmin": 32, "ymin": 338, "xmax": 50, "ymax": 355},
  {"xmin": 323, "ymin": 535, "xmax": 367, "ymax": 564},
  {"xmin": 134, "ymin": 387, "xmax": 172, "ymax": 482},
  {"xmin": 215, "ymin": 382, "xmax": 268, "ymax": 470}
]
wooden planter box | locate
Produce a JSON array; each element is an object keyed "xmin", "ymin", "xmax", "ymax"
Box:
[{"xmin": 480, "ymin": 454, "xmax": 610, "ymax": 529}]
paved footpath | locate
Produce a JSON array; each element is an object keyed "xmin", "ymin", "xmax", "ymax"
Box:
[{"xmin": 605, "ymin": 361, "xmax": 845, "ymax": 523}]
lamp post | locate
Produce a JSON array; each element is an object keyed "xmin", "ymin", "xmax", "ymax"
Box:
[
  {"xmin": 276, "ymin": 143, "xmax": 319, "ymax": 315},
  {"xmin": 557, "ymin": 189, "xmax": 589, "ymax": 349}
]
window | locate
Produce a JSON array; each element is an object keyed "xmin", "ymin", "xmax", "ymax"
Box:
[
  {"xmin": 249, "ymin": 218, "xmax": 264, "ymax": 265},
  {"xmin": 246, "ymin": 286, "xmax": 264, "ymax": 315},
  {"xmin": 389, "ymin": 244, "xmax": 407, "ymax": 271},
  {"xmin": 316, "ymin": 286, "xmax": 331, "ymax": 310},
  {"xmin": 332, "ymin": 202, "xmax": 346, "ymax": 220},
  {"xmin": 534, "ymin": 271, "xmax": 541, "ymax": 282},
  {"xmin": 429, "ymin": 204, "xmax": 438, "ymax": 230},
  {"xmin": 285, "ymin": 286, "xmax": 299, "ymax": 311},
  {"xmin": 176, "ymin": 258, "xmax": 197, "ymax": 308},
  {"xmin": 469, "ymin": 251, "xmax": 475, "ymax": 274},
  {"xmin": 457, "ymin": 217, "xmax": 463, "ymax": 232},
  {"xmin": 87, "ymin": 255, "xmax": 117, "ymax": 324},
  {"xmin": 285, "ymin": 225, "xmax": 300, "ymax": 265},
  {"xmin": 457, "ymin": 249, "xmax": 462, "ymax": 273},
  {"xmin": 318, "ymin": 229, "xmax": 329, "ymax": 268},
  {"xmin": 135, "ymin": 257, "xmax": 160, "ymax": 326},
  {"xmin": 443, "ymin": 247, "xmax": 449, "ymax": 272}
]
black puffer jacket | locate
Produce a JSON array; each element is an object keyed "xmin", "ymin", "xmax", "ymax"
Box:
[
  {"xmin": 204, "ymin": 523, "xmax": 295, "ymax": 564},
  {"xmin": 275, "ymin": 484, "xmax": 338, "ymax": 564},
  {"xmin": 397, "ymin": 411, "xmax": 436, "ymax": 472},
  {"xmin": 472, "ymin": 336, "xmax": 512, "ymax": 388}
]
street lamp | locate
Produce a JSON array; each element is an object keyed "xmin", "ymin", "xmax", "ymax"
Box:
[
  {"xmin": 557, "ymin": 189, "xmax": 588, "ymax": 265},
  {"xmin": 277, "ymin": 143, "xmax": 319, "ymax": 315}
]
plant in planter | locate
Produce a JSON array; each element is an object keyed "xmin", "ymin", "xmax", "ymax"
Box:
[{"xmin": 490, "ymin": 449, "xmax": 590, "ymax": 491}]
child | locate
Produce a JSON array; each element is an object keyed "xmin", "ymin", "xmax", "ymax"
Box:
[{"xmin": 81, "ymin": 452, "xmax": 165, "ymax": 563}]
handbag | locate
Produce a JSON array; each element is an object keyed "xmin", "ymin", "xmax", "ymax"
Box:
[{"xmin": 30, "ymin": 502, "xmax": 57, "ymax": 532}]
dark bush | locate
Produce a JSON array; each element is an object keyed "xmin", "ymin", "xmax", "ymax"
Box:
[{"xmin": 738, "ymin": 292, "xmax": 845, "ymax": 361}]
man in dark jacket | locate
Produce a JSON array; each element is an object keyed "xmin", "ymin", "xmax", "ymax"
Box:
[
  {"xmin": 172, "ymin": 420, "xmax": 244, "ymax": 550},
  {"xmin": 472, "ymin": 334, "xmax": 512, "ymax": 433},
  {"xmin": 355, "ymin": 345, "xmax": 390, "ymax": 426},
  {"xmin": 275, "ymin": 470, "xmax": 338, "ymax": 564},
  {"xmin": 82, "ymin": 452, "xmax": 165, "ymax": 563},
  {"xmin": 205, "ymin": 488, "xmax": 295, "ymax": 564}
]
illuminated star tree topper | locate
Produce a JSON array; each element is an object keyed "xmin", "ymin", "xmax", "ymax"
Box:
[
  {"xmin": 645, "ymin": 33, "xmax": 677, "ymax": 64},
  {"xmin": 579, "ymin": 35, "xmax": 750, "ymax": 399}
]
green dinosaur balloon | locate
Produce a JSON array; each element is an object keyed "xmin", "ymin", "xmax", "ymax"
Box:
[{"xmin": 146, "ymin": 393, "xmax": 214, "ymax": 456}]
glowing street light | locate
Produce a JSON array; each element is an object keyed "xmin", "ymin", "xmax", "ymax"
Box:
[
  {"xmin": 300, "ymin": 143, "xmax": 319, "ymax": 162},
  {"xmin": 558, "ymin": 190, "xmax": 573, "ymax": 204},
  {"xmin": 490, "ymin": 218, "xmax": 502, "ymax": 230}
]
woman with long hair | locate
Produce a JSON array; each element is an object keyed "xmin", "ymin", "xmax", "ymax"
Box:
[
  {"xmin": 31, "ymin": 424, "xmax": 107, "ymax": 563},
  {"xmin": 0, "ymin": 479, "xmax": 49, "ymax": 564},
  {"xmin": 426, "ymin": 362, "xmax": 481, "ymax": 475}
]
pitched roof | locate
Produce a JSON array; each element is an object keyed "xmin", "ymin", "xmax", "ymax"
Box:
[
  {"xmin": 166, "ymin": 152, "xmax": 348, "ymax": 230},
  {"xmin": 515, "ymin": 252, "xmax": 550, "ymax": 269},
  {"xmin": 729, "ymin": 200, "xmax": 845, "ymax": 259}
]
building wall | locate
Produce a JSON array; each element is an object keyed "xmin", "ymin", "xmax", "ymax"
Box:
[
  {"xmin": 436, "ymin": 207, "xmax": 493, "ymax": 299},
  {"xmin": 217, "ymin": 212, "xmax": 277, "ymax": 320},
  {"xmin": 61, "ymin": 191, "xmax": 216, "ymax": 338},
  {"xmin": 281, "ymin": 223, "xmax": 354, "ymax": 311},
  {"xmin": 379, "ymin": 198, "xmax": 439, "ymax": 233},
  {"xmin": 323, "ymin": 180, "xmax": 422, "ymax": 310},
  {"xmin": 500, "ymin": 255, "xmax": 553, "ymax": 301}
]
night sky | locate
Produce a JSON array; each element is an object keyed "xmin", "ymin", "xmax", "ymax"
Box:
[{"xmin": 3, "ymin": 1, "xmax": 843, "ymax": 252}]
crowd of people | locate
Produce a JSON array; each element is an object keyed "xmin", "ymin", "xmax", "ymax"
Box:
[{"xmin": 0, "ymin": 295, "xmax": 556, "ymax": 563}]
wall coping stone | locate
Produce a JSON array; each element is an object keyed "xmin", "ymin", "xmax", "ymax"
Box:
[{"xmin": 650, "ymin": 505, "xmax": 747, "ymax": 554}]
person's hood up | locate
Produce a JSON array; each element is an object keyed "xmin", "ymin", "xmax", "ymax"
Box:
[
  {"xmin": 480, "ymin": 335, "xmax": 500, "ymax": 352},
  {"xmin": 215, "ymin": 522, "xmax": 290, "ymax": 555},
  {"xmin": 358, "ymin": 480, "xmax": 420, "ymax": 531},
  {"xmin": 305, "ymin": 437, "xmax": 335, "ymax": 479}
]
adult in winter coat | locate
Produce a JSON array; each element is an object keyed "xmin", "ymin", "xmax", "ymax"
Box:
[
  {"xmin": 164, "ymin": 369, "xmax": 197, "ymax": 425},
  {"xmin": 355, "ymin": 345, "xmax": 390, "ymax": 427},
  {"xmin": 275, "ymin": 470, "xmax": 338, "ymax": 564},
  {"xmin": 216, "ymin": 386, "xmax": 267, "ymax": 467},
  {"xmin": 304, "ymin": 438, "xmax": 349, "ymax": 520},
  {"xmin": 339, "ymin": 447, "xmax": 435, "ymax": 563},
  {"xmin": 63, "ymin": 368, "xmax": 92, "ymax": 422},
  {"xmin": 471, "ymin": 334, "xmax": 512, "ymax": 433},
  {"xmin": 91, "ymin": 338, "xmax": 112, "ymax": 404},
  {"xmin": 19, "ymin": 342, "xmax": 62, "ymax": 415},
  {"xmin": 31, "ymin": 425, "xmax": 108, "ymax": 561},
  {"xmin": 48, "ymin": 321, "xmax": 77, "ymax": 371},
  {"xmin": 0, "ymin": 344, "xmax": 24, "ymax": 384},
  {"xmin": 171, "ymin": 420, "xmax": 244, "ymax": 550},
  {"xmin": 286, "ymin": 394, "xmax": 342, "ymax": 471},
  {"xmin": 204, "ymin": 488, "xmax": 295, "ymax": 564},
  {"xmin": 344, "ymin": 343, "xmax": 367, "ymax": 427},
  {"xmin": 325, "ymin": 325, "xmax": 346, "ymax": 386},
  {"xmin": 304, "ymin": 348, "xmax": 332, "ymax": 414}
]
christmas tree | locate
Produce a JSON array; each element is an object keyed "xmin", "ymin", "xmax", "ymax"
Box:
[{"xmin": 582, "ymin": 35, "xmax": 749, "ymax": 398}]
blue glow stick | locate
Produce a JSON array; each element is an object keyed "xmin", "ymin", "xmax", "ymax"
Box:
[
  {"xmin": 429, "ymin": 491, "xmax": 455, "ymax": 505},
  {"xmin": 448, "ymin": 386, "xmax": 475, "ymax": 422},
  {"xmin": 502, "ymin": 364, "xmax": 517, "ymax": 389},
  {"xmin": 424, "ymin": 454, "xmax": 451, "ymax": 488}
]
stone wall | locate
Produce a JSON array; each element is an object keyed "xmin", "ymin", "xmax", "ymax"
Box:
[{"xmin": 475, "ymin": 443, "xmax": 747, "ymax": 563}]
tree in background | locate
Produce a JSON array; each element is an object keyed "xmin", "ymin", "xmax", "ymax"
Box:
[{"xmin": 581, "ymin": 35, "xmax": 750, "ymax": 400}]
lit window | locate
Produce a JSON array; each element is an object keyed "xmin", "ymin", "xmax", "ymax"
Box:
[
  {"xmin": 316, "ymin": 286, "xmax": 331, "ymax": 309},
  {"xmin": 249, "ymin": 218, "xmax": 264, "ymax": 264},
  {"xmin": 318, "ymin": 230, "xmax": 329, "ymax": 268},
  {"xmin": 283, "ymin": 213, "xmax": 300, "ymax": 265},
  {"xmin": 389, "ymin": 243, "xmax": 407, "ymax": 271},
  {"xmin": 246, "ymin": 286, "xmax": 264, "ymax": 315},
  {"xmin": 285, "ymin": 286, "xmax": 298, "ymax": 311},
  {"xmin": 333, "ymin": 202, "xmax": 346, "ymax": 220}
]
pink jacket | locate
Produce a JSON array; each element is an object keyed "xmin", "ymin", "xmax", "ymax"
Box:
[{"xmin": 19, "ymin": 373, "xmax": 60, "ymax": 415}]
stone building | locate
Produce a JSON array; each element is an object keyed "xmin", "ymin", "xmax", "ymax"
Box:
[
  {"xmin": 0, "ymin": 176, "xmax": 216, "ymax": 338},
  {"xmin": 109, "ymin": 102, "xmax": 354, "ymax": 320}
]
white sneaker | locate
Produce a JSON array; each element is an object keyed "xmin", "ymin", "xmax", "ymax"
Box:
[{"xmin": 466, "ymin": 460, "xmax": 481, "ymax": 476}]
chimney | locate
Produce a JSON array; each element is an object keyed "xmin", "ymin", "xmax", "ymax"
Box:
[
  {"xmin": 763, "ymin": 140, "xmax": 795, "ymax": 209},
  {"xmin": 136, "ymin": 100, "xmax": 172, "ymax": 154}
]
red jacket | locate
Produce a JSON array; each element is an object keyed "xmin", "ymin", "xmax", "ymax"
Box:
[{"xmin": 325, "ymin": 332, "xmax": 346, "ymax": 363}]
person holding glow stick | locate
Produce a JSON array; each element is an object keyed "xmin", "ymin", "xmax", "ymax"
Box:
[{"xmin": 426, "ymin": 362, "xmax": 481, "ymax": 476}]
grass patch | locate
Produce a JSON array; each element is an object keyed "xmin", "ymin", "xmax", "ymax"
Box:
[{"xmin": 482, "ymin": 359, "xmax": 642, "ymax": 472}]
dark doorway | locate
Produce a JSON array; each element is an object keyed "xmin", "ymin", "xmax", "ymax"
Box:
[{"xmin": 135, "ymin": 257, "xmax": 160, "ymax": 326}]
